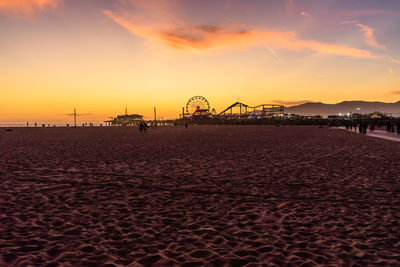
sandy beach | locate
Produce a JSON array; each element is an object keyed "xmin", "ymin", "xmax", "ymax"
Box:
[{"xmin": 0, "ymin": 126, "xmax": 399, "ymax": 266}]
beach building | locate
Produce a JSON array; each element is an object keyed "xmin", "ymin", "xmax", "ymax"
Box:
[{"xmin": 104, "ymin": 114, "xmax": 144, "ymax": 126}]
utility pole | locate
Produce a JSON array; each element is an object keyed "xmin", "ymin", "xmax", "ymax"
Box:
[
  {"xmin": 154, "ymin": 107, "xmax": 157, "ymax": 128},
  {"xmin": 125, "ymin": 104, "xmax": 128, "ymax": 115},
  {"xmin": 74, "ymin": 108, "xmax": 77, "ymax": 127}
]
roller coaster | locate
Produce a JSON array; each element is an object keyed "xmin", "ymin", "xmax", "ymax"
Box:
[
  {"xmin": 182, "ymin": 96, "xmax": 284, "ymax": 119},
  {"xmin": 218, "ymin": 102, "xmax": 284, "ymax": 119}
]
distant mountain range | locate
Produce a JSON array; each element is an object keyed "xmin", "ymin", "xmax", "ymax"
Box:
[{"xmin": 284, "ymin": 101, "xmax": 400, "ymax": 116}]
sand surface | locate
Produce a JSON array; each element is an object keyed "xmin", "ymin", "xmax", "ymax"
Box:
[{"xmin": 0, "ymin": 126, "xmax": 399, "ymax": 266}]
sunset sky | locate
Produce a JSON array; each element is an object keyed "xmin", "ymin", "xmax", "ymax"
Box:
[{"xmin": 1, "ymin": 0, "xmax": 400, "ymax": 123}]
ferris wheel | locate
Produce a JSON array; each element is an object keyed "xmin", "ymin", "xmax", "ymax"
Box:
[{"xmin": 186, "ymin": 96, "xmax": 210, "ymax": 115}]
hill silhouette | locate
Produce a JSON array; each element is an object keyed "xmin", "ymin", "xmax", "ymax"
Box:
[{"xmin": 285, "ymin": 101, "xmax": 400, "ymax": 116}]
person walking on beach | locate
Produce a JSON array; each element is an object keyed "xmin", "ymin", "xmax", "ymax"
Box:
[
  {"xmin": 370, "ymin": 122, "xmax": 375, "ymax": 132},
  {"xmin": 387, "ymin": 120, "xmax": 393, "ymax": 133},
  {"xmin": 397, "ymin": 120, "xmax": 400, "ymax": 135},
  {"xmin": 143, "ymin": 121, "xmax": 148, "ymax": 134},
  {"xmin": 139, "ymin": 122, "xmax": 143, "ymax": 133}
]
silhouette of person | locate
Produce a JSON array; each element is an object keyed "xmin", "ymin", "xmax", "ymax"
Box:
[
  {"xmin": 139, "ymin": 122, "xmax": 143, "ymax": 133},
  {"xmin": 397, "ymin": 120, "xmax": 400, "ymax": 135}
]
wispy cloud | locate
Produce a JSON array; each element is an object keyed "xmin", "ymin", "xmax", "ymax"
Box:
[
  {"xmin": 356, "ymin": 23, "xmax": 386, "ymax": 50},
  {"xmin": 0, "ymin": 0, "xmax": 60, "ymax": 15},
  {"xmin": 272, "ymin": 100, "xmax": 311, "ymax": 106},
  {"xmin": 341, "ymin": 20, "xmax": 359, "ymax": 25},
  {"xmin": 300, "ymin": 11, "xmax": 311, "ymax": 17},
  {"xmin": 265, "ymin": 43, "xmax": 284, "ymax": 64},
  {"xmin": 342, "ymin": 20, "xmax": 386, "ymax": 50},
  {"xmin": 388, "ymin": 89, "xmax": 400, "ymax": 95},
  {"xmin": 388, "ymin": 66, "xmax": 394, "ymax": 75},
  {"xmin": 104, "ymin": 1, "xmax": 377, "ymax": 60},
  {"xmin": 388, "ymin": 57, "xmax": 400, "ymax": 64}
]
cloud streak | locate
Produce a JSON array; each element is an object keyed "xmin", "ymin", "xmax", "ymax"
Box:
[
  {"xmin": 388, "ymin": 89, "xmax": 400, "ymax": 95},
  {"xmin": 387, "ymin": 57, "xmax": 400, "ymax": 64},
  {"xmin": 300, "ymin": 11, "xmax": 311, "ymax": 17},
  {"xmin": 342, "ymin": 21, "xmax": 386, "ymax": 50},
  {"xmin": 0, "ymin": 0, "xmax": 60, "ymax": 14},
  {"xmin": 356, "ymin": 23, "xmax": 386, "ymax": 50},
  {"xmin": 104, "ymin": 2, "xmax": 377, "ymax": 60}
]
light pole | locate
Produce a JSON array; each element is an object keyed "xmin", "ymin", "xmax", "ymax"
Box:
[
  {"xmin": 154, "ymin": 107, "xmax": 157, "ymax": 128},
  {"xmin": 74, "ymin": 108, "xmax": 77, "ymax": 127}
]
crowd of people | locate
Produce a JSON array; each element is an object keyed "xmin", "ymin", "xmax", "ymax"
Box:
[
  {"xmin": 385, "ymin": 120, "xmax": 400, "ymax": 134},
  {"xmin": 339, "ymin": 119, "xmax": 400, "ymax": 135}
]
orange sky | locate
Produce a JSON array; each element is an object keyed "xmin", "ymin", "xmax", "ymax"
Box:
[{"xmin": 0, "ymin": 0, "xmax": 399, "ymax": 123}]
